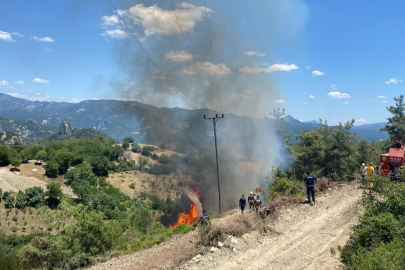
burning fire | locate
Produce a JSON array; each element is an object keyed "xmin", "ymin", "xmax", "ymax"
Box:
[{"xmin": 170, "ymin": 186, "xmax": 202, "ymax": 228}]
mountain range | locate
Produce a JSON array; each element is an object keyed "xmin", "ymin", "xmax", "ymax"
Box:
[{"xmin": 0, "ymin": 93, "xmax": 388, "ymax": 151}]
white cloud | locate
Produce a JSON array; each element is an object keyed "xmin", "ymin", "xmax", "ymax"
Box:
[
  {"xmin": 357, "ymin": 119, "xmax": 367, "ymax": 122},
  {"xmin": 0, "ymin": 30, "xmax": 15, "ymax": 42},
  {"xmin": 183, "ymin": 61, "xmax": 231, "ymax": 75},
  {"xmin": 128, "ymin": 3, "xmax": 210, "ymax": 36},
  {"xmin": 33, "ymin": 78, "xmax": 50, "ymax": 83},
  {"xmin": 230, "ymin": 90, "xmax": 252, "ymax": 98},
  {"xmin": 309, "ymin": 94, "xmax": 315, "ymax": 99},
  {"xmin": 45, "ymin": 47, "xmax": 51, "ymax": 52},
  {"xmin": 306, "ymin": 66, "xmax": 310, "ymax": 69},
  {"xmin": 377, "ymin": 95, "xmax": 387, "ymax": 99},
  {"xmin": 14, "ymin": 81, "xmax": 24, "ymax": 84},
  {"xmin": 31, "ymin": 36, "xmax": 55, "ymax": 42},
  {"xmin": 8, "ymin": 92, "xmax": 27, "ymax": 98},
  {"xmin": 327, "ymin": 91, "xmax": 351, "ymax": 98},
  {"xmin": 274, "ymin": 100, "xmax": 285, "ymax": 103},
  {"xmin": 312, "ymin": 70, "xmax": 324, "ymax": 76},
  {"xmin": 385, "ymin": 78, "xmax": 402, "ymax": 84},
  {"xmin": 165, "ymin": 50, "xmax": 194, "ymax": 62},
  {"xmin": 382, "ymin": 100, "xmax": 388, "ymax": 103},
  {"xmin": 0, "ymin": 80, "xmax": 10, "ymax": 86},
  {"xmin": 302, "ymin": 102, "xmax": 307, "ymax": 105},
  {"xmin": 101, "ymin": 15, "xmax": 120, "ymax": 26},
  {"xmin": 330, "ymin": 84, "xmax": 337, "ymax": 90},
  {"xmin": 100, "ymin": 29, "xmax": 128, "ymax": 39},
  {"xmin": 343, "ymin": 101, "xmax": 349, "ymax": 105},
  {"xmin": 246, "ymin": 51, "xmax": 266, "ymax": 57},
  {"xmin": 239, "ymin": 63, "xmax": 298, "ymax": 74}
]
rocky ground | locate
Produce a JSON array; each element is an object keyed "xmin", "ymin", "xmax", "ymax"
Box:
[{"xmin": 88, "ymin": 183, "xmax": 362, "ymax": 270}]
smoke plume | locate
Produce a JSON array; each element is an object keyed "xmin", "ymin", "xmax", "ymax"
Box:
[{"xmin": 102, "ymin": 0, "xmax": 309, "ymax": 213}]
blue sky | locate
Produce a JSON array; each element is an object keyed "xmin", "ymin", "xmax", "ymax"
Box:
[{"xmin": 1, "ymin": 0, "xmax": 404, "ymax": 124}]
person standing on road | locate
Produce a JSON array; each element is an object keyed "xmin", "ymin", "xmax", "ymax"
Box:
[
  {"xmin": 366, "ymin": 162, "xmax": 374, "ymax": 178},
  {"xmin": 239, "ymin": 194, "xmax": 246, "ymax": 214},
  {"xmin": 303, "ymin": 171, "xmax": 317, "ymax": 206},
  {"xmin": 360, "ymin": 163, "xmax": 367, "ymax": 179},
  {"xmin": 248, "ymin": 192, "xmax": 255, "ymax": 212},
  {"xmin": 254, "ymin": 195, "xmax": 262, "ymax": 213}
]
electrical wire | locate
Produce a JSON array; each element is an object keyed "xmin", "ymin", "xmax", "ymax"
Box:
[
  {"xmin": 203, "ymin": 0, "xmax": 224, "ymax": 113},
  {"xmin": 107, "ymin": 0, "xmax": 194, "ymax": 109},
  {"xmin": 169, "ymin": 0, "xmax": 215, "ymax": 111}
]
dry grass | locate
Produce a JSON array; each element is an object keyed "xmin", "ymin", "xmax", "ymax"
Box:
[
  {"xmin": 198, "ymin": 209, "xmax": 256, "ymax": 246},
  {"xmin": 316, "ymin": 177, "xmax": 329, "ymax": 192}
]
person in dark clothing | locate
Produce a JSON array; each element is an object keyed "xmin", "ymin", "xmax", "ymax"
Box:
[
  {"xmin": 254, "ymin": 195, "xmax": 262, "ymax": 213},
  {"xmin": 248, "ymin": 192, "xmax": 255, "ymax": 212},
  {"xmin": 303, "ymin": 171, "xmax": 317, "ymax": 205},
  {"xmin": 239, "ymin": 194, "xmax": 246, "ymax": 214},
  {"xmin": 197, "ymin": 210, "xmax": 210, "ymax": 227}
]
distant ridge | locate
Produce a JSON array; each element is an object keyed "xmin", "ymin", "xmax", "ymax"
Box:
[{"xmin": 0, "ymin": 93, "xmax": 389, "ymax": 147}]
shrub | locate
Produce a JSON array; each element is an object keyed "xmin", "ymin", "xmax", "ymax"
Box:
[
  {"xmin": 15, "ymin": 191, "xmax": 28, "ymax": 209},
  {"xmin": 158, "ymin": 154, "xmax": 170, "ymax": 164},
  {"xmin": 12, "ymin": 216, "xmax": 17, "ymax": 222},
  {"xmin": 270, "ymin": 177, "xmax": 305, "ymax": 199},
  {"xmin": 10, "ymin": 226, "xmax": 17, "ymax": 233},
  {"xmin": 122, "ymin": 140, "xmax": 130, "ymax": 150},
  {"xmin": 123, "ymin": 137, "xmax": 134, "ymax": 143},
  {"xmin": 129, "ymin": 183, "xmax": 135, "ymax": 189},
  {"xmin": 132, "ymin": 143, "xmax": 141, "ymax": 153},
  {"xmin": 3, "ymin": 192, "xmax": 15, "ymax": 208},
  {"xmin": 25, "ymin": 187, "xmax": 45, "ymax": 207},
  {"xmin": 173, "ymin": 224, "xmax": 194, "ymax": 235},
  {"xmin": 45, "ymin": 160, "xmax": 59, "ymax": 177}
]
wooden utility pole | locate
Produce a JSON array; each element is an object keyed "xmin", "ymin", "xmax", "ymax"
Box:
[{"xmin": 204, "ymin": 114, "xmax": 224, "ymax": 214}]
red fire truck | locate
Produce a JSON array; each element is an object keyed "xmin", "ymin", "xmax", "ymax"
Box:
[{"xmin": 380, "ymin": 141, "xmax": 405, "ymax": 178}]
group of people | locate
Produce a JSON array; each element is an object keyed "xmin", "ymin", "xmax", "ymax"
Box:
[
  {"xmin": 239, "ymin": 192, "xmax": 262, "ymax": 214},
  {"xmin": 360, "ymin": 162, "xmax": 375, "ymax": 179}
]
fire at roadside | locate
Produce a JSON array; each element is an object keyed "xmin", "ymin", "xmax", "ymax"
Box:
[{"xmin": 168, "ymin": 186, "xmax": 203, "ymax": 229}]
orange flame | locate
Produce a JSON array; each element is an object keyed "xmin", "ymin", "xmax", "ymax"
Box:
[{"xmin": 170, "ymin": 187, "xmax": 201, "ymax": 228}]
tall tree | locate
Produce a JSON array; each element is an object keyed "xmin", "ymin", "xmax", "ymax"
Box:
[
  {"xmin": 381, "ymin": 95, "xmax": 405, "ymax": 143},
  {"xmin": 269, "ymin": 107, "xmax": 290, "ymax": 143}
]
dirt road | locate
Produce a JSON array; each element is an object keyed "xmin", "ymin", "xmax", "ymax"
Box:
[
  {"xmin": 182, "ymin": 184, "xmax": 361, "ymax": 270},
  {"xmin": 88, "ymin": 184, "xmax": 362, "ymax": 270}
]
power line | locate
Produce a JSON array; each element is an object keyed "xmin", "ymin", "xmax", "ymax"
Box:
[
  {"xmin": 169, "ymin": 0, "xmax": 215, "ymax": 112},
  {"xmin": 204, "ymin": 0, "xmax": 223, "ymax": 113},
  {"xmin": 107, "ymin": 0, "xmax": 194, "ymax": 109}
]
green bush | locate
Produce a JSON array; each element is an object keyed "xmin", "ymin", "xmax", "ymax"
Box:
[
  {"xmin": 341, "ymin": 176, "xmax": 405, "ymax": 268},
  {"xmin": 132, "ymin": 143, "xmax": 141, "ymax": 153},
  {"xmin": 269, "ymin": 177, "xmax": 305, "ymax": 199},
  {"xmin": 3, "ymin": 192, "xmax": 15, "ymax": 208},
  {"xmin": 45, "ymin": 160, "xmax": 59, "ymax": 177},
  {"xmin": 173, "ymin": 224, "xmax": 194, "ymax": 234},
  {"xmin": 129, "ymin": 183, "xmax": 135, "ymax": 189}
]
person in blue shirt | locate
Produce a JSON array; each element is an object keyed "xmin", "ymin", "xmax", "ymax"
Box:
[
  {"xmin": 303, "ymin": 171, "xmax": 317, "ymax": 205},
  {"xmin": 239, "ymin": 194, "xmax": 246, "ymax": 214},
  {"xmin": 198, "ymin": 210, "xmax": 210, "ymax": 227}
]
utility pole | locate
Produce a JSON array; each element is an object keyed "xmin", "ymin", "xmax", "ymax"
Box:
[{"xmin": 204, "ymin": 114, "xmax": 224, "ymax": 214}]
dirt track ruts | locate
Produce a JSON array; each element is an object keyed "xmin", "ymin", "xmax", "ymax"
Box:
[{"xmin": 88, "ymin": 184, "xmax": 362, "ymax": 270}]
